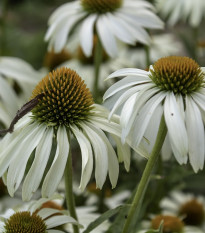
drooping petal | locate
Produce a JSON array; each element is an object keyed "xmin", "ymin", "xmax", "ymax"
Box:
[
  {"xmin": 164, "ymin": 92, "xmax": 188, "ymax": 161},
  {"xmin": 80, "ymin": 123, "xmax": 108, "ymax": 189},
  {"xmin": 96, "ymin": 15, "xmax": 118, "ymax": 58},
  {"xmin": 121, "ymin": 84, "xmax": 158, "ymax": 141},
  {"xmin": 80, "ymin": 14, "xmax": 97, "ymax": 57},
  {"xmin": 7, "ymin": 124, "xmax": 46, "ymax": 196},
  {"xmin": 112, "ymin": 134, "xmax": 131, "ymax": 171},
  {"xmin": 186, "ymin": 96, "xmax": 205, "ymax": 172},
  {"xmin": 86, "ymin": 122, "xmax": 119, "ymax": 188},
  {"xmin": 22, "ymin": 127, "xmax": 53, "ymax": 201},
  {"xmin": 132, "ymin": 92, "xmax": 166, "ymax": 147},
  {"xmin": 71, "ymin": 125, "xmax": 93, "ymax": 191},
  {"xmin": 42, "ymin": 126, "xmax": 69, "ymax": 197}
]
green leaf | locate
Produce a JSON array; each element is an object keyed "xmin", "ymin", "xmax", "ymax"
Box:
[{"xmin": 82, "ymin": 205, "xmax": 130, "ymax": 233}]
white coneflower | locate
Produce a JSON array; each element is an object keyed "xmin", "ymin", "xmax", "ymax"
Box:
[
  {"xmin": 104, "ymin": 56, "xmax": 205, "ymax": 173},
  {"xmin": 45, "ymin": 0, "xmax": 163, "ymax": 58},
  {"xmin": 0, "ymin": 67, "xmax": 142, "ymax": 201},
  {"xmin": 160, "ymin": 191, "xmax": 205, "ymax": 228},
  {"xmin": 155, "ymin": 0, "xmax": 205, "ymax": 27},
  {"xmin": 138, "ymin": 214, "xmax": 204, "ymax": 233},
  {"xmin": 0, "ymin": 195, "xmax": 79, "ymax": 233}
]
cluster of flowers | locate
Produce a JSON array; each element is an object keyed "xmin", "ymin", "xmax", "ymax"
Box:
[{"xmin": 0, "ymin": 0, "xmax": 205, "ymax": 232}]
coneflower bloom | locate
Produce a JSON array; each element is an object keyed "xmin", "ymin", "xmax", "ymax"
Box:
[
  {"xmin": 104, "ymin": 56, "xmax": 205, "ymax": 172},
  {"xmin": 138, "ymin": 214, "xmax": 204, "ymax": 233},
  {"xmin": 0, "ymin": 67, "xmax": 141, "ymax": 201},
  {"xmin": 160, "ymin": 191, "xmax": 205, "ymax": 228},
  {"xmin": 155, "ymin": 0, "xmax": 205, "ymax": 27},
  {"xmin": 0, "ymin": 195, "xmax": 79, "ymax": 233},
  {"xmin": 45, "ymin": 0, "xmax": 163, "ymax": 57}
]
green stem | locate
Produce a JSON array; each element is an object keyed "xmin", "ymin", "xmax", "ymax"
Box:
[
  {"xmin": 93, "ymin": 34, "xmax": 103, "ymax": 102},
  {"xmin": 192, "ymin": 27, "xmax": 199, "ymax": 62},
  {"xmin": 145, "ymin": 45, "xmax": 150, "ymax": 68},
  {"xmin": 64, "ymin": 135, "xmax": 79, "ymax": 233},
  {"xmin": 122, "ymin": 115, "xmax": 167, "ymax": 233}
]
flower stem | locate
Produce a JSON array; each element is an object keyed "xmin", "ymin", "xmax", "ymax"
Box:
[
  {"xmin": 192, "ymin": 27, "xmax": 199, "ymax": 62},
  {"xmin": 64, "ymin": 136, "xmax": 79, "ymax": 233},
  {"xmin": 93, "ymin": 34, "xmax": 103, "ymax": 102},
  {"xmin": 122, "ymin": 114, "xmax": 167, "ymax": 233}
]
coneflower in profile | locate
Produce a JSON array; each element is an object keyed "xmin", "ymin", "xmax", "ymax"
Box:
[{"xmin": 0, "ymin": 67, "xmax": 135, "ymax": 201}]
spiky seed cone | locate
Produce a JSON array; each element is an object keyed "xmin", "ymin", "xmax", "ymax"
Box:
[{"xmin": 31, "ymin": 67, "xmax": 94, "ymax": 128}]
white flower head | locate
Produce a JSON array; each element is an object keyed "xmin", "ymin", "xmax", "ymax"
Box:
[
  {"xmin": 104, "ymin": 56, "xmax": 205, "ymax": 172},
  {"xmin": 160, "ymin": 191, "xmax": 205, "ymax": 228},
  {"xmin": 0, "ymin": 195, "xmax": 78, "ymax": 233},
  {"xmin": 155, "ymin": 0, "xmax": 205, "ymax": 27},
  {"xmin": 0, "ymin": 67, "xmax": 134, "ymax": 201},
  {"xmin": 45, "ymin": 0, "xmax": 164, "ymax": 58}
]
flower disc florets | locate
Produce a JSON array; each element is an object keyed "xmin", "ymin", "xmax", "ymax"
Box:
[
  {"xmin": 81, "ymin": 0, "xmax": 122, "ymax": 13},
  {"xmin": 150, "ymin": 56, "xmax": 205, "ymax": 95},
  {"xmin": 179, "ymin": 199, "xmax": 205, "ymax": 226},
  {"xmin": 151, "ymin": 215, "xmax": 184, "ymax": 233},
  {"xmin": 4, "ymin": 211, "xmax": 47, "ymax": 233},
  {"xmin": 31, "ymin": 67, "xmax": 94, "ymax": 127}
]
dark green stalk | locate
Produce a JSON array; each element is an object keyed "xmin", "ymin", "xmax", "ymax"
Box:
[
  {"xmin": 64, "ymin": 133, "xmax": 79, "ymax": 233},
  {"xmin": 93, "ymin": 34, "xmax": 103, "ymax": 102}
]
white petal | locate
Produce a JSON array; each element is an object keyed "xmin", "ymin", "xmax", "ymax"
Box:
[
  {"xmin": 108, "ymin": 85, "xmax": 144, "ymax": 120},
  {"xmin": 186, "ymin": 96, "xmax": 204, "ymax": 172},
  {"xmin": 80, "ymin": 123, "xmax": 108, "ymax": 189},
  {"xmin": 104, "ymin": 76, "xmax": 149, "ymax": 100},
  {"xmin": 53, "ymin": 13, "xmax": 85, "ymax": 52},
  {"xmin": 38, "ymin": 208, "xmax": 63, "ymax": 220},
  {"xmin": 104, "ymin": 13, "xmax": 136, "ymax": 44},
  {"xmin": 42, "ymin": 126, "xmax": 69, "ymax": 197},
  {"xmin": 71, "ymin": 125, "xmax": 93, "ymax": 191},
  {"xmin": 112, "ymin": 134, "xmax": 131, "ymax": 171},
  {"xmin": 46, "ymin": 215, "xmax": 77, "ymax": 229},
  {"xmin": 80, "ymin": 14, "xmax": 97, "ymax": 57},
  {"xmin": 86, "ymin": 123, "xmax": 119, "ymax": 188},
  {"xmin": 0, "ymin": 75, "xmax": 18, "ymax": 116},
  {"xmin": 164, "ymin": 93, "xmax": 188, "ymax": 161},
  {"xmin": 132, "ymin": 92, "xmax": 166, "ymax": 147},
  {"xmin": 106, "ymin": 68, "xmax": 149, "ymax": 80},
  {"xmin": 7, "ymin": 124, "xmax": 46, "ymax": 196},
  {"xmin": 96, "ymin": 15, "xmax": 118, "ymax": 58},
  {"xmin": 22, "ymin": 127, "xmax": 53, "ymax": 201},
  {"xmin": 121, "ymin": 84, "xmax": 157, "ymax": 141}
]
